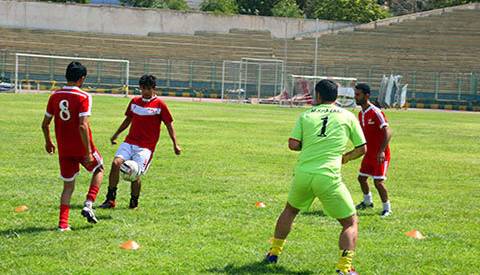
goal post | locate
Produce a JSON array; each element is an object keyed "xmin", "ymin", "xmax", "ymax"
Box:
[
  {"xmin": 221, "ymin": 57, "xmax": 284, "ymax": 102},
  {"xmin": 221, "ymin": 60, "xmax": 244, "ymax": 101},
  {"xmin": 288, "ymin": 74, "xmax": 358, "ymax": 107},
  {"xmin": 15, "ymin": 53, "xmax": 130, "ymax": 95},
  {"xmin": 240, "ymin": 57, "xmax": 284, "ymax": 100}
]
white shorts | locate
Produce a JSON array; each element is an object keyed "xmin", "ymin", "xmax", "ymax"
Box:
[{"xmin": 115, "ymin": 142, "xmax": 153, "ymax": 175}]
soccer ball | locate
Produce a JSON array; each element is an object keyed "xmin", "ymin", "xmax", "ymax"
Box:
[{"xmin": 120, "ymin": 160, "xmax": 140, "ymax": 182}]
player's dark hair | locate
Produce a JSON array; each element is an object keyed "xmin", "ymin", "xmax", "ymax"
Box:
[
  {"xmin": 355, "ymin": 83, "xmax": 371, "ymax": 95},
  {"xmin": 65, "ymin": 61, "xmax": 87, "ymax": 82},
  {"xmin": 139, "ymin": 74, "xmax": 156, "ymax": 89},
  {"xmin": 315, "ymin": 79, "xmax": 338, "ymax": 102}
]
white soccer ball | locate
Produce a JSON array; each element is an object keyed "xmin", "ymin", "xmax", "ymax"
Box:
[{"xmin": 120, "ymin": 160, "xmax": 140, "ymax": 182}]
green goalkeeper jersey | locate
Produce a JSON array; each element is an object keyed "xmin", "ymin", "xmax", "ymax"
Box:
[{"xmin": 290, "ymin": 104, "xmax": 366, "ymax": 177}]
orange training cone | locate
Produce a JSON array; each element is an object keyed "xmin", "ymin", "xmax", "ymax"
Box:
[
  {"xmin": 120, "ymin": 240, "xmax": 140, "ymax": 250},
  {"xmin": 255, "ymin": 202, "xmax": 266, "ymax": 208},
  {"xmin": 405, "ymin": 229, "xmax": 425, "ymax": 240},
  {"xmin": 15, "ymin": 205, "xmax": 28, "ymax": 213}
]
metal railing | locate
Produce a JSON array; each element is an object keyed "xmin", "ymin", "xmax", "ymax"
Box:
[{"xmin": 0, "ymin": 50, "xmax": 478, "ymax": 102}]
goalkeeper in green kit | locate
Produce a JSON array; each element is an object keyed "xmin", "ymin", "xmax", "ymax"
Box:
[{"xmin": 264, "ymin": 80, "xmax": 366, "ymax": 275}]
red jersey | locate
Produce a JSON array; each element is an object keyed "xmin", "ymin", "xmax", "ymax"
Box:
[
  {"xmin": 358, "ymin": 104, "xmax": 390, "ymax": 161},
  {"xmin": 45, "ymin": 86, "xmax": 96, "ymax": 157},
  {"xmin": 124, "ymin": 96, "xmax": 173, "ymax": 152}
]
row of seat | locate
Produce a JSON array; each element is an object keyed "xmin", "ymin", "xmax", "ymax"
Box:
[{"xmin": 1, "ymin": 8, "xmax": 479, "ymax": 96}]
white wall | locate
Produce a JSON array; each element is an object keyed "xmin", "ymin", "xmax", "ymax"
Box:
[{"xmin": 0, "ymin": 0, "xmax": 355, "ymax": 38}]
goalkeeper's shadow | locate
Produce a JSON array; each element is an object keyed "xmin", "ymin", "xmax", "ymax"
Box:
[
  {"xmin": 206, "ymin": 262, "xmax": 314, "ymax": 275},
  {"xmin": 302, "ymin": 209, "xmax": 378, "ymax": 217}
]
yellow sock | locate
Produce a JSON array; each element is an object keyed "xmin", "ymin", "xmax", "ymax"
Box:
[
  {"xmin": 269, "ymin": 238, "xmax": 286, "ymax": 256},
  {"xmin": 336, "ymin": 249, "xmax": 355, "ymax": 272}
]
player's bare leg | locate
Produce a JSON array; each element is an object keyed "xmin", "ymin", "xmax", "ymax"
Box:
[
  {"xmin": 99, "ymin": 157, "xmax": 124, "ymax": 209},
  {"xmin": 373, "ymin": 179, "xmax": 388, "ymax": 203},
  {"xmin": 336, "ymin": 215, "xmax": 358, "ymax": 274},
  {"xmin": 129, "ymin": 178, "xmax": 141, "ymax": 209},
  {"xmin": 265, "ymin": 203, "xmax": 300, "ymax": 263},
  {"xmin": 108, "ymin": 157, "xmax": 124, "ymax": 189},
  {"xmin": 374, "ymin": 179, "xmax": 391, "ymax": 217},
  {"xmin": 274, "ymin": 203, "xmax": 300, "ymax": 239},
  {"xmin": 358, "ymin": 175, "xmax": 370, "ymax": 195},
  {"xmin": 338, "ymin": 215, "xmax": 358, "ymax": 250},
  {"xmin": 59, "ymin": 180, "xmax": 75, "ymax": 231},
  {"xmin": 82, "ymin": 167, "xmax": 104, "ymax": 224},
  {"xmin": 356, "ymin": 175, "xmax": 373, "ymax": 210}
]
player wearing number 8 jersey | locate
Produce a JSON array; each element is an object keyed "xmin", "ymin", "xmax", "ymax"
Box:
[
  {"xmin": 264, "ymin": 80, "xmax": 366, "ymax": 275},
  {"xmin": 41, "ymin": 62, "xmax": 104, "ymax": 231}
]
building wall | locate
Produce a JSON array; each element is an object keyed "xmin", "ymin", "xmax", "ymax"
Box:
[{"xmin": 0, "ymin": 0, "xmax": 354, "ymax": 38}]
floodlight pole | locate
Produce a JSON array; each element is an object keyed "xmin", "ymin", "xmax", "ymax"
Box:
[
  {"xmin": 314, "ymin": 19, "xmax": 319, "ymax": 77},
  {"xmin": 257, "ymin": 64, "xmax": 262, "ymax": 99},
  {"xmin": 283, "ymin": 22, "xmax": 288, "ymax": 94},
  {"xmin": 221, "ymin": 60, "xmax": 226, "ymax": 100},
  {"xmin": 244, "ymin": 60, "xmax": 248, "ymax": 92},
  {"xmin": 125, "ymin": 60, "xmax": 130, "ymax": 97},
  {"xmin": 15, "ymin": 54, "xmax": 18, "ymax": 93}
]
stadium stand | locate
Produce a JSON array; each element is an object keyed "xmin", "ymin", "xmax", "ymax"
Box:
[{"xmin": 0, "ymin": 6, "xmax": 479, "ymax": 110}]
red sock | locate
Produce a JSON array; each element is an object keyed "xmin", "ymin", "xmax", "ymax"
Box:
[
  {"xmin": 59, "ymin": 204, "xmax": 70, "ymax": 229},
  {"xmin": 86, "ymin": 184, "xmax": 99, "ymax": 202}
]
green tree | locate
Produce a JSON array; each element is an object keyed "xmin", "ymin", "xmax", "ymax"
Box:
[
  {"xmin": 41, "ymin": 0, "xmax": 90, "ymax": 3},
  {"xmin": 386, "ymin": 0, "xmax": 479, "ymax": 15},
  {"xmin": 165, "ymin": 0, "xmax": 189, "ymax": 10},
  {"xmin": 302, "ymin": 0, "xmax": 316, "ymax": 18},
  {"xmin": 272, "ymin": 0, "xmax": 304, "ymax": 17},
  {"xmin": 427, "ymin": 0, "xmax": 479, "ymax": 9},
  {"xmin": 120, "ymin": 0, "xmax": 189, "ymax": 10},
  {"xmin": 236, "ymin": 0, "xmax": 279, "ymax": 16},
  {"xmin": 200, "ymin": 0, "xmax": 238, "ymax": 14},
  {"xmin": 309, "ymin": 0, "xmax": 390, "ymax": 22}
]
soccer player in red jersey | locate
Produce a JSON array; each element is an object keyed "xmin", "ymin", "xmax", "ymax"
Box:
[
  {"xmin": 99, "ymin": 74, "xmax": 181, "ymax": 209},
  {"xmin": 41, "ymin": 62, "xmax": 104, "ymax": 231},
  {"xmin": 354, "ymin": 83, "xmax": 393, "ymax": 217}
]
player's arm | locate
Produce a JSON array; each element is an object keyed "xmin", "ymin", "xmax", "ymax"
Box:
[
  {"xmin": 289, "ymin": 114, "xmax": 303, "ymax": 151},
  {"xmin": 111, "ymin": 116, "xmax": 131, "ymax": 145},
  {"xmin": 343, "ymin": 114, "xmax": 367, "ymax": 164},
  {"xmin": 79, "ymin": 116, "xmax": 93, "ymax": 163},
  {"xmin": 165, "ymin": 122, "xmax": 181, "ymax": 155},
  {"xmin": 377, "ymin": 126, "xmax": 392, "ymax": 163},
  {"xmin": 342, "ymin": 144, "xmax": 366, "ymax": 164},
  {"xmin": 41, "ymin": 115, "xmax": 55, "ymax": 154},
  {"xmin": 288, "ymin": 138, "xmax": 302, "ymax": 151}
]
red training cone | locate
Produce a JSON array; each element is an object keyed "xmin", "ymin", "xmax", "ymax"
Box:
[
  {"xmin": 15, "ymin": 205, "xmax": 28, "ymax": 213},
  {"xmin": 120, "ymin": 240, "xmax": 140, "ymax": 250},
  {"xmin": 405, "ymin": 229, "xmax": 425, "ymax": 240},
  {"xmin": 255, "ymin": 202, "xmax": 266, "ymax": 208}
]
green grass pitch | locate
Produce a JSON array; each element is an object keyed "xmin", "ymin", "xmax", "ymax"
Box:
[{"xmin": 0, "ymin": 93, "xmax": 479, "ymax": 274}]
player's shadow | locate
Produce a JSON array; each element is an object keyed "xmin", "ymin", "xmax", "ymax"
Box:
[
  {"xmin": 69, "ymin": 204, "xmax": 95, "ymax": 210},
  {"xmin": 206, "ymin": 261, "xmax": 314, "ymax": 275},
  {"xmin": 95, "ymin": 214, "xmax": 114, "ymax": 220},
  {"xmin": 58, "ymin": 204, "xmax": 114, "ymax": 220},
  {"xmin": 356, "ymin": 211, "xmax": 378, "ymax": 217},
  {"xmin": 1, "ymin": 224, "xmax": 94, "ymax": 237},
  {"xmin": 303, "ymin": 209, "xmax": 378, "ymax": 217},
  {"xmin": 301, "ymin": 210, "xmax": 327, "ymax": 217}
]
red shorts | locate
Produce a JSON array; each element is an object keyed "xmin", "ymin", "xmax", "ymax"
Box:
[
  {"xmin": 58, "ymin": 150, "xmax": 103, "ymax": 181},
  {"xmin": 359, "ymin": 157, "xmax": 390, "ymax": 180}
]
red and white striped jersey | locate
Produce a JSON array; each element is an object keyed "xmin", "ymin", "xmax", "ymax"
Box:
[
  {"xmin": 124, "ymin": 96, "xmax": 173, "ymax": 152},
  {"xmin": 358, "ymin": 104, "xmax": 390, "ymax": 161}
]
